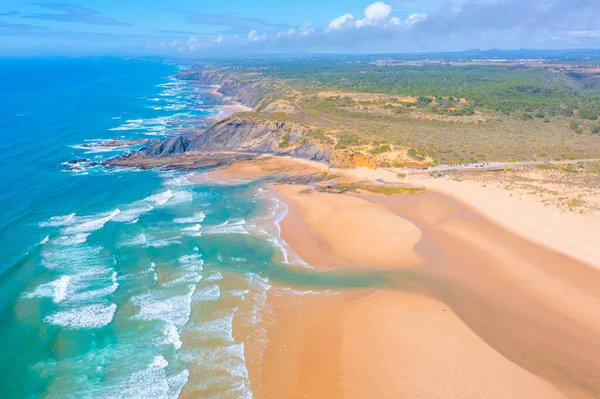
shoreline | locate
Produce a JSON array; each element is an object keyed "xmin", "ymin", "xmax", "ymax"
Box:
[
  {"xmin": 207, "ymin": 156, "xmax": 600, "ymax": 269},
  {"xmin": 258, "ymin": 182, "xmax": 600, "ymax": 398},
  {"xmin": 204, "ymin": 84, "xmax": 253, "ymax": 122},
  {"xmin": 202, "ymin": 156, "xmax": 600, "ymax": 398}
]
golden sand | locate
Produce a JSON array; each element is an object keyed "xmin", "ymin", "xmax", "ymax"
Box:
[{"xmin": 196, "ymin": 157, "xmax": 600, "ymax": 398}]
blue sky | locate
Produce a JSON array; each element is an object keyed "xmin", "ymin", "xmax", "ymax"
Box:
[{"xmin": 1, "ymin": 0, "xmax": 599, "ymax": 56}]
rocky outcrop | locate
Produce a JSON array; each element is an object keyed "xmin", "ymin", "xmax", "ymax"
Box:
[
  {"xmin": 105, "ymin": 152, "xmax": 254, "ymax": 171},
  {"xmin": 216, "ymin": 79, "xmax": 276, "ymax": 108},
  {"xmin": 188, "ymin": 116, "xmax": 331, "ymax": 163},
  {"xmin": 177, "ymin": 68, "xmax": 275, "ymax": 109},
  {"xmin": 177, "ymin": 68, "xmax": 222, "ymax": 84},
  {"xmin": 80, "ymin": 138, "xmax": 151, "ymax": 148},
  {"xmin": 144, "ymin": 136, "xmax": 190, "ymax": 157},
  {"xmin": 138, "ymin": 114, "xmax": 330, "ymax": 163}
]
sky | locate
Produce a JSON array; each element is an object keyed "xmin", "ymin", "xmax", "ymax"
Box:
[{"xmin": 1, "ymin": 0, "xmax": 600, "ymax": 56}]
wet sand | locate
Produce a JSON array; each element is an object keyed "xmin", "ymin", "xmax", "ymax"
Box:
[{"xmin": 246, "ymin": 185, "xmax": 600, "ymax": 399}]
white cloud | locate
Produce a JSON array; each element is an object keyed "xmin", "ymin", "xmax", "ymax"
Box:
[
  {"xmin": 326, "ymin": 13, "xmax": 354, "ymax": 31},
  {"xmin": 326, "ymin": 2, "xmax": 414, "ymax": 30},
  {"xmin": 403, "ymin": 13, "xmax": 427, "ymax": 29},
  {"xmin": 357, "ymin": 2, "xmax": 393, "ymax": 27},
  {"xmin": 248, "ymin": 30, "xmax": 266, "ymax": 42}
]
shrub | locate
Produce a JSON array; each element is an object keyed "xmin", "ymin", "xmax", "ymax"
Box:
[
  {"xmin": 371, "ymin": 144, "xmax": 391, "ymax": 155},
  {"xmin": 278, "ymin": 133, "xmax": 291, "ymax": 148}
]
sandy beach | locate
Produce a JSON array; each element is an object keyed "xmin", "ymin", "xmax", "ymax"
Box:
[
  {"xmin": 202, "ymin": 156, "xmax": 600, "ymax": 399},
  {"xmin": 210, "ymin": 103, "xmax": 253, "ymax": 122}
]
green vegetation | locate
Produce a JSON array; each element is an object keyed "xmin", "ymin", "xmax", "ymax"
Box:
[
  {"xmin": 278, "ymin": 133, "xmax": 291, "ymax": 148},
  {"xmin": 189, "ymin": 56, "xmax": 600, "ymax": 165},
  {"xmin": 334, "ymin": 133, "xmax": 361, "ymax": 149},
  {"xmin": 371, "ymin": 144, "xmax": 391, "ymax": 155},
  {"xmin": 359, "ymin": 185, "xmax": 425, "ymax": 195},
  {"xmin": 306, "ymin": 129, "xmax": 334, "ymax": 145}
]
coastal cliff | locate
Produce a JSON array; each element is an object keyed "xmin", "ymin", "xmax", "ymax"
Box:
[
  {"xmin": 178, "ymin": 69, "xmax": 277, "ymax": 109},
  {"xmin": 142, "ymin": 114, "xmax": 331, "ymax": 163},
  {"xmin": 109, "ymin": 67, "xmax": 331, "ymax": 169}
]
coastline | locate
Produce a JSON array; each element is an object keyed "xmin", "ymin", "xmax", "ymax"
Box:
[
  {"xmin": 205, "ymin": 156, "xmax": 600, "ymax": 398},
  {"xmin": 329, "ymin": 164, "xmax": 600, "ymax": 269},
  {"xmin": 205, "ymin": 84, "xmax": 253, "ymax": 122}
]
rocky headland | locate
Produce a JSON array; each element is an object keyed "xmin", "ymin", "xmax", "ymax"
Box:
[{"xmin": 106, "ymin": 69, "xmax": 332, "ymax": 170}]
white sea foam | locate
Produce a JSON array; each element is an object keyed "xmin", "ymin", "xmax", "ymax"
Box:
[
  {"xmin": 54, "ymin": 233, "xmax": 90, "ymax": 246},
  {"xmin": 61, "ymin": 209, "xmax": 120, "ymax": 235},
  {"xmin": 163, "ymin": 175, "xmax": 195, "ymax": 187},
  {"xmin": 173, "ymin": 212, "xmax": 206, "ymax": 224},
  {"xmin": 100, "ymin": 356, "xmax": 176, "ymax": 399},
  {"xmin": 44, "ymin": 303, "xmax": 117, "ymax": 329},
  {"xmin": 40, "ymin": 213, "xmax": 76, "ymax": 227},
  {"xmin": 124, "ymin": 233, "xmax": 181, "ymax": 248},
  {"xmin": 167, "ymin": 369, "xmax": 189, "ymax": 399},
  {"xmin": 146, "ymin": 239, "xmax": 181, "ymax": 248},
  {"xmin": 111, "ymin": 205, "xmax": 154, "ymax": 223},
  {"xmin": 168, "ymin": 190, "xmax": 193, "ymax": 205},
  {"xmin": 127, "ymin": 233, "xmax": 148, "ymax": 246},
  {"xmin": 178, "ymin": 254, "xmax": 204, "ymax": 270},
  {"xmin": 192, "ymin": 284, "xmax": 221, "ymax": 302},
  {"xmin": 190, "ymin": 310, "xmax": 236, "ymax": 342},
  {"xmin": 203, "ymin": 219, "xmax": 248, "ymax": 235},
  {"xmin": 164, "ymin": 272, "xmax": 202, "ymax": 287},
  {"xmin": 132, "ymin": 288, "xmax": 195, "ymax": 329},
  {"xmin": 162, "ymin": 322, "xmax": 182, "ymax": 350},
  {"xmin": 204, "ymin": 271, "xmax": 223, "ymax": 282},
  {"xmin": 181, "ymin": 224, "xmax": 202, "ymax": 237},
  {"xmin": 26, "ymin": 275, "xmax": 72, "ymax": 303},
  {"xmin": 70, "ymin": 281, "xmax": 119, "ymax": 301},
  {"xmin": 146, "ymin": 190, "xmax": 173, "ymax": 206},
  {"xmin": 180, "ymin": 343, "xmax": 251, "ymax": 394}
]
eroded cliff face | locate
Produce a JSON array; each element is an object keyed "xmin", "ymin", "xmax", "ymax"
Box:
[
  {"xmin": 177, "ymin": 69, "xmax": 276, "ymax": 109},
  {"xmin": 216, "ymin": 80, "xmax": 276, "ymax": 109},
  {"xmin": 144, "ymin": 67, "xmax": 331, "ymax": 164},
  {"xmin": 144, "ymin": 115, "xmax": 331, "ymax": 162},
  {"xmin": 191, "ymin": 116, "xmax": 330, "ymax": 162}
]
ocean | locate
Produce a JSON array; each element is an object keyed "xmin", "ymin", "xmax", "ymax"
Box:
[{"xmin": 0, "ymin": 57, "xmax": 300, "ymax": 398}]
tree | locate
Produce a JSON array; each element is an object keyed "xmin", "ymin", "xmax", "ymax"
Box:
[{"xmin": 571, "ymin": 119, "xmax": 580, "ymax": 132}]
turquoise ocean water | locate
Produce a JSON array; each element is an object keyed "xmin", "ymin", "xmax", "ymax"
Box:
[{"xmin": 0, "ymin": 58, "xmax": 305, "ymax": 398}]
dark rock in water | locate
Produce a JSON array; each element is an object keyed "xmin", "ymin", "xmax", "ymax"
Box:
[
  {"xmin": 105, "ymin": 151, "xmax": 255, "ymax": 171},
  {"xmin": 144, "ymin": 136, "xmax": 190, "ymax": 157},
  {"xmin": 67, "ymin": 158, "xmax": 89, "ymax": 164},
  {"xmin": 95, "ymin": 138, "xmax": 151, "ymax": 148}
]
